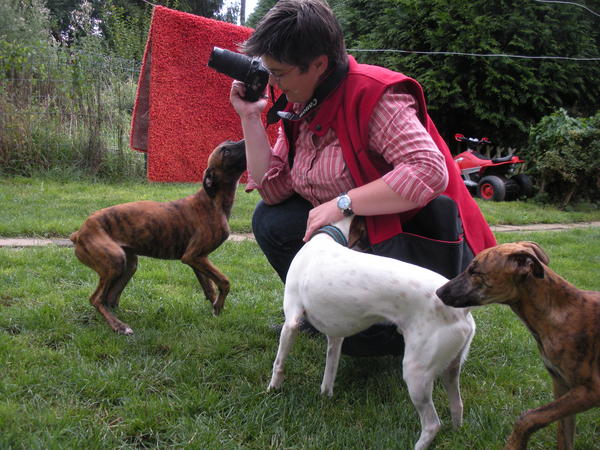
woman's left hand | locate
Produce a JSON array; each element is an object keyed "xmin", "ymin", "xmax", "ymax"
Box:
[{"xmin": 303, "ymin": 199, "xmax": 344, "ymax": 242}]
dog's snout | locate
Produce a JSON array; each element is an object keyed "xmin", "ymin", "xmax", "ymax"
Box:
[
  {"xmin": 435, "ymin": 285, "xmax": 447, "ymax": 301},
  {"xmin": 436, "ymin": 284, "xmax": 455, "ymax": 305},
  {"xmin": 436, "ymin": 280, "xmax": 475, "ymax": 308},
  {"xmin": 223, "ymin": 140, "xmax": 247, "ymax": 171}
]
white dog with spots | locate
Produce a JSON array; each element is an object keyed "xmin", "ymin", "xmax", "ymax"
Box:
[{"xmin": 268, "ymin": 216, "xmax": 476, "ymax": 450}]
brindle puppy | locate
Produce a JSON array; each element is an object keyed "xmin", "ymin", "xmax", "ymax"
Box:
[
  {"xmin": 70, "ymin": 140, "xmax": 246, "ymax": 335},
  {"xmin": 437, "ymin": 241, "xmax": 600, "ymax": 450}
]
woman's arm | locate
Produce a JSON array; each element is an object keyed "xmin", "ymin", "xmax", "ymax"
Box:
[
  {"xmin": 230, "ymin": 80, "xmax": 271, "ymax": 182},
  {"xmin": 303, "ymin": 86, "xmax": 448, "ymax": 241}
]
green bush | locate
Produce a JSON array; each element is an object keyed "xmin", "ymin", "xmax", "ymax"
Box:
[{"xmin": 524, "ymin": 109, "xmax": 600, "ymax": 208}]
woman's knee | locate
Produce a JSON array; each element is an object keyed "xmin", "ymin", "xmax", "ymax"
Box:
[{"xmin": 252, "ymin": 196, "xmax": 311, "ymax": 246}]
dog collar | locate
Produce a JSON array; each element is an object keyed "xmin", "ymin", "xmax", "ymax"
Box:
[{"xmin": 314, "ymin": 225, "xmax": 348, "ymax": 247}]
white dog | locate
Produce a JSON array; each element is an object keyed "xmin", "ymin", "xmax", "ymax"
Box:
[{"xmin": 268, "ymin": 216, "xmax": 476, "ymax": 450}]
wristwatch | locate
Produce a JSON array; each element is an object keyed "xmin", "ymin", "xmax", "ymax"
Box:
[{"xmin": 336, "ymin": 192, "xmax": 354, "ymax": 217}]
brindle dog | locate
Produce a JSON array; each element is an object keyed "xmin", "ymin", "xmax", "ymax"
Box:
[
  {"xmin": 70, "ymin": 140, "xmax": 246, "ymax": 335},
  {"xmin": 436, "ymin": 241, "xmax": 600, "ymax": 450}
]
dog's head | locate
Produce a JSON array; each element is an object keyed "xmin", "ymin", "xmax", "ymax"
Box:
[
  {"xmin": 436, "ymin": 241, "xmax": 549, "ymax": 308},
  {"xmin": 203, "ymin": 140, "xmax": 247, "ymax": 198},
  {"xmin": 348, "ymin": 216, "xmax": 370, "ymax": 251}
]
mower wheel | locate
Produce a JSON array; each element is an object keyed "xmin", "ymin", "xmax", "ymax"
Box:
[
  {"xmin": 478, "ymin": 175, "xmax": 506, "ymax": 201},
  {"xmin": 513, "ymin": 173, "xmax": 534, "ymax": 198},
  {"xmin": 504, "ymin": 178, "xmax": 521, "ymax": 201}
]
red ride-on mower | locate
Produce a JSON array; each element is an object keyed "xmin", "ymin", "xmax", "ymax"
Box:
[{"xmin": 453, "ymin": 133, "xmax": 534, "ymax": 201}]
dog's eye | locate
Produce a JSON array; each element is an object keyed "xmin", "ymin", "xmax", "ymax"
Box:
[{"xmin": 222, "ymin": 148, "xmax": 231, "ymax": 156}]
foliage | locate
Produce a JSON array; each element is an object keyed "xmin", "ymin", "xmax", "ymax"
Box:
[
  {"xmin": 336, "ymin": 0, "xmax": 600, "ymax": 149},
  {"xmin": 99, "ymin": 0, "xmax": 152, "ymax": 61},
  {"xmin": 248, "ymin": 0, "xmax": 600, "ymax": 151},
  {"xmin": 246, "ymin": 0, "xmax": 276, "ymax": 28},
  {"xmin": 0, "ymin": 0, "xmax": 147, "ymax": 180},
  {"xmin": 523, "ymin": 109, "xmax": 600, "ymax": 208},
  {"xmin": 0, "ymin": 0, "xmax": 53, "ymax": 45}
]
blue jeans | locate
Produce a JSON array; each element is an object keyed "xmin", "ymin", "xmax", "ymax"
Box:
[{"xmin": 252, "ymin": 194, "xmax": 312, "ymax": 283}]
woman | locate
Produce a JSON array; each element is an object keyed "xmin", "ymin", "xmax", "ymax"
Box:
[{"xmin": 230, "ymin": 0, "xmax": 495, "ymax": 356}]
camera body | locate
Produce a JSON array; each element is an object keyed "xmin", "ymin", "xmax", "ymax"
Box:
[{"xmin": 208, "ymin": 47, "xmax": 269, "ymax": 102}]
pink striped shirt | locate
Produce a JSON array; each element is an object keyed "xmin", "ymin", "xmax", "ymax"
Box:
[{"xmin": 247, "ymin": 85, "xmax": 448, "ymax": 207}]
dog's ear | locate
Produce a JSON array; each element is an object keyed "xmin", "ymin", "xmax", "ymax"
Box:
[
  {"xmin": 509, "ymin": 251, "xmax": 545, "ymax": 279},
  {"xmin": 203, "ymin": 167, "xmax": 218, "ymax": 198},
  {"xmin": 517, "ymin": 241, "xmax": 550, "ymax": 265},
  {"xmin": 348, "ymin": 216, "xmax": 369, "ymax": 251}
]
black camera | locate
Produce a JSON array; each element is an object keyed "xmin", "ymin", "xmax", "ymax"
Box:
[{"xmin": 208, "ymin": 47, "xmax": 269, "ymax": 102}]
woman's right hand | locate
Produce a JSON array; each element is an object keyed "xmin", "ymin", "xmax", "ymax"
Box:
[{"xmin": 230, "ymin": 80, "xmax": 268, "ymax": 120}]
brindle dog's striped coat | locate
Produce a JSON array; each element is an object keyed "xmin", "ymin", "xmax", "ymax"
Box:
[
  {"xmin": 70, "ymin": 140, "xmax": 246, "ymax": 335},
  {"xmin": 437, "ymin": 242, "xmax": 600, "ymax": 450}
]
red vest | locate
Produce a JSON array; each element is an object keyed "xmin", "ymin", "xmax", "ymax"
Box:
[{"xmin": 284, "ymin": 56, "xmax": 496, "ymax": 254}]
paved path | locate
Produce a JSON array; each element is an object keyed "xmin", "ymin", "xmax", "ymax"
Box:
[{"xmin": 1, "ymin": 222, "xmax": 598, "ymax": 248}]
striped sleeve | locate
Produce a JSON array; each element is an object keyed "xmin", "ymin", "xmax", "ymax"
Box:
[
  {"xmin": 368, "ymin": 86, "xmax": 448, "ymax": 206},
  {"xmin": 245, "ymin": 126, "xmax": 295, "ymax": 205}
]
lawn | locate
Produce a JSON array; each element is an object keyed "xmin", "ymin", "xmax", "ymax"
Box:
[
  {"xmin": 1, "ymin": 176, "xmax": 599, "ymax": 238},
  {"xmin": 0, "ymin": 176, "xmax": 599, "ymax": 449}
]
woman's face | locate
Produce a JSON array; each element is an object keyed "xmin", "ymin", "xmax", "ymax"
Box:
[{"xmin": 261, "ymin": 54, "xmax": 328, "ymax": 104}]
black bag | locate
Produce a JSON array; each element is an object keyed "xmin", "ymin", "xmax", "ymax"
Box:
[{"xmin": 369, "ymin": 195, "xmax": 473, "ymax": 279}]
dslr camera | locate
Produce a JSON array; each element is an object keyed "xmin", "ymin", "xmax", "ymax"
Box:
[{"xmin": 208, "ymin": 47, "xmax": 269, "ymax": 102}]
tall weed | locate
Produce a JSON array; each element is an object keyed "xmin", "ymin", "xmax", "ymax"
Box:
[{"xmin": 0, "ymin": 0, "xmax": 145, "ymax": 180}]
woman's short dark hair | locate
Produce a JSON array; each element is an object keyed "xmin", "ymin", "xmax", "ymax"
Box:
[{"xmin": 242, "ymin": 0, "xmax": 347, "ymax": 72}]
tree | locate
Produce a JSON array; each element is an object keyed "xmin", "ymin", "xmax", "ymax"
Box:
[
  {"xmin": 44, "ymin": 0, "xmax": 235, "ymax": 56},
  {"xmin": 336, "ymin": 0, "xmax": 600, "ymax": 149},
  {"xmin": 246, "ymin": 0, "xmax": 276, "ymax": 28}
]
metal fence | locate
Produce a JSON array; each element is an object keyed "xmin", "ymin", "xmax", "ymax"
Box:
[{"xmin": 0, "ymin": 48, "xmax": 146, "ymax": 178}]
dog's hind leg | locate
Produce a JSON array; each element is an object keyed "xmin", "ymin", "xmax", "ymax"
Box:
[
  {"xmin": 321, "ymin": 336, "xmax": 344, "ymax": 397},
  {"xmin": 268, "ymin": 309, "xmax": 303, "ymax": 391},
  {"xmin": 403, "ymin": 352, "xmax": 441, "ymax": 450},
  {"xmin": 77, "ymin": 241, "xmax": 134, "ymax": 335},
  {"xmin": 440, "ymin": 354, "xmax": 464, "ymax": 428},
  {"xmin": 105, "ymin": 249, "xmax": 137, "ymax": 309}
]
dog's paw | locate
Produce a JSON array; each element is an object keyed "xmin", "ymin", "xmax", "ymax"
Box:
[
  {"xmin": 268, "ymin": 377, "xmax": 283, "ymax": 391},
  {"xmin": 116, "ymin": 325, "xmax": 134, "ymax": 335},
  {"xmin": 320, "ymin": 385, "xmax": 334, "ymax": 397}
]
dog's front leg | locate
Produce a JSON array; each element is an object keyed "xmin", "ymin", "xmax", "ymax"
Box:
[
  {"xmin": 403, "ymin": 353, "xmax": 441, "ymax": 450},
  {"xmin": 504, "ymin": 385, "xmax": 596, "ymax": 450},
  {"xmin": 551, "ymin": 375, "xmax": 576, "ymax": 450},
  {"xmin": 320, "ymin": 336, "xmax": 343, "ymax": 396},
  {"xmin": 191, "ymin": 267, "xmax": 217, "ymax": 305},
  {"xmin": 268, "ymin": 321, "xmax": 299, "ymax": 391},
  {"xmin": 182, "ymin": 253, "xmax": 230, "ymax": 315}
]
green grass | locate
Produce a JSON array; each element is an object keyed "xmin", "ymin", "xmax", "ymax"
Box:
[
  {"xmin": 0, "ymin": 176, "xmax": 261, "ymax": 237},
  {"xmin": 1, "ymin": 175, "xmax": 599, "ymax": 238},
  {"xmin": 1, "ymin": 227, "xmax": 599, "ymax": 448},
  {"xmin": 1, "ymin": 175, "xmax": 599, "ymax": 448}
]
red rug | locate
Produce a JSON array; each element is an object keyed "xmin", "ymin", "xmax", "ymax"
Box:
[{"xmin": 130, "ymin": 6, "xmax": 277, "ymax": 182}]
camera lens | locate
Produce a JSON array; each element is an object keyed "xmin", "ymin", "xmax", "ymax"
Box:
[{"xmin": 208, "ymin": 47, "xmax": 254, "ymax": 83}]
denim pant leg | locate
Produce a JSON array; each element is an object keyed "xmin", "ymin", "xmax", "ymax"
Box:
[{"xmin": 252, "ymin": 194, "xmax": 313, "ymax": 283}]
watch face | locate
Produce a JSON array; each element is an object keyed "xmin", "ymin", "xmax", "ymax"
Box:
[{"xmin": 338, "ymin": 195, "xmax": 351, "ymax": 209}]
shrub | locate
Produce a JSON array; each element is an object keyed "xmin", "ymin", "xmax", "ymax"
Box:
[{"xmin": 524, "ymin": 109, "xmax": 600, "ymax": 208}]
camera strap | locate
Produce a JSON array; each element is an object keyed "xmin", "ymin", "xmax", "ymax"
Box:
[{"xmin": 266, "ymin": 62, "xmax": 349, "ymax": 125}]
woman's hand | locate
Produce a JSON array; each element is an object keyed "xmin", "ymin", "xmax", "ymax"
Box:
[
  {"xmin": 303, "ymin": 199, "xmax": 344, "ymax": 242},
  {"xmin": 230, "ymin": 80, "xmax": 268, "ymax": 119}
]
